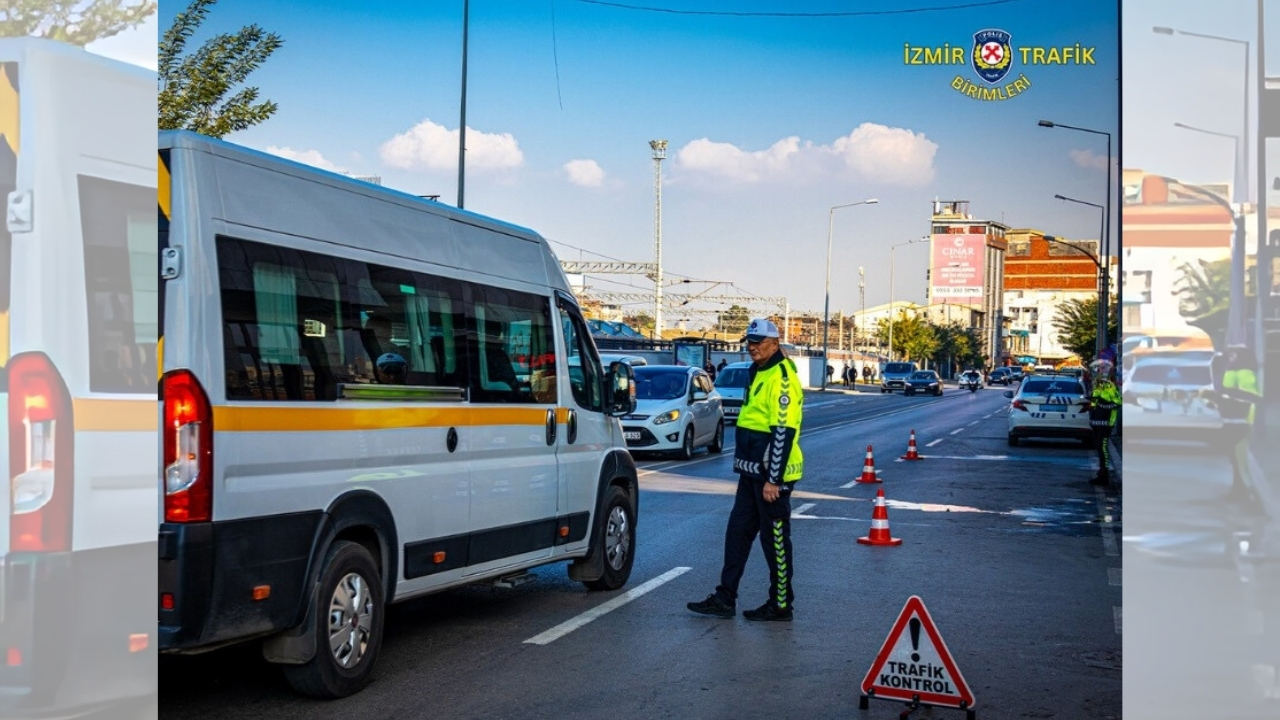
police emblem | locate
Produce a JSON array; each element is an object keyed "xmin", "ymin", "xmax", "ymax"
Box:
[{"xmin": 971, "ymin": 28, "xmax": 1012, "ymax": 84}]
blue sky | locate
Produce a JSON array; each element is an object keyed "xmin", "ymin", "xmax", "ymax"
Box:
[
  {"xmin": 139, "ymin": 0, "xmax": 1120, "ymax": 328},
  {"xmin": 1123, "ymin": 0, "xmax": 1270, "ymax": 206}
]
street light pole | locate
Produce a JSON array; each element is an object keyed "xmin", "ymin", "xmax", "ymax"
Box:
[
  {"xmin": 1052, "ymin": 195, "xmax": 1107, "ymax": 357},
  {"xmin": 1172, "ymin": 122, "xmax": 1247, "ymax": 345},
  {"xmin": 888, "ymin": 237, "xmax": 929, "ymax": 363},
  {"xmin": 1154, "ymin": 26, "xmax": 1250, "ymax": 204},
  {"xmin": 822, "ymin": 199, "xmax": 877, "ymax": 390},
  {"xmin": 1039, "ymin": 120, "xmax": 1113, "ymax": 357}
]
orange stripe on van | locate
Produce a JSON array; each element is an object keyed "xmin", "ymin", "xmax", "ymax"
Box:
[
  {"xmin": 212, "ymin": 405, "xmax": 559, "ymax": 433},
  {"xmin": 73, "ymin": 399, "xmax": 157, "ymax": 432}
]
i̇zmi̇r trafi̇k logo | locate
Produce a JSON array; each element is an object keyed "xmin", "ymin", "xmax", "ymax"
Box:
[{"xmin": 903, "ymin": 29, "xmax": 1096, "ymax": 101}]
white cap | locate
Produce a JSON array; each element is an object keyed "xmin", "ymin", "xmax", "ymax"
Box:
[{"xmin": 744, "ymin": 318, "xmax": 780, "ymax": 342}]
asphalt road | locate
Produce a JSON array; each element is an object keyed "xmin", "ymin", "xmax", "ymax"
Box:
[
  {"xmin": 1123, "ymin": 435, "xmax": 1280, "ymax": 719},
  {"xmin": 159, "ymin": 386, "xmax": 1121, "ymax": 719}
]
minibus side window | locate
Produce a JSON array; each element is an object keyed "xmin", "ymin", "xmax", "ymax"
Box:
[
  {"xmin": 79, "ymin": 176, "xmax": 157, "ymax": 393},
  {"xmin": 558, "ymin": 302, "xmax": 603, "ymax": 412},
  {"xmin": 468, "ymin": 284, "xmax": 554, "ymax": 404},
  {"xmin": 359, "ymin": 263, "xmax": 466, "ymax": 389}
]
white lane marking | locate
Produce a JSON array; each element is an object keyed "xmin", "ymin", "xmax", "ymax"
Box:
[
  {"xmin": 1095, "ymin": 487, "xmax": 1119, "ymax": 557},
  {"xmin": 926, "ymin": 438, "xmax": 943, "ymax": 447},
  {"xmin": 949, "ymin": 428, "xmax": 965, "ymax": 435},
  {"xmin": 795, "ymin": 503, "xmax": 816, "ymax": 515},
  {"xmin": 967, "ymin": 420, "xmax": 979, "ymax": 426},
  {"xmin": 1108, "ymin": 568, "xmax": 1121, "ymax": 586},
  {"xmin": 524, "ymin": 567, "xmax": 691, "ymax": 645},
  {"xmin": 1113, "ymin": 606, "xmax": 1122, "ymax": 635}
]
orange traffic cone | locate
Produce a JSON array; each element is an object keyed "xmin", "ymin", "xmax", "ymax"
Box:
[
  {"xmin": 857, "ymin": 488, "xmax": 903, "ymax": 546},
  {"xmin": 901, "ymin": 429, "xmax": 922, "ymax": 460},
  {"xmin": 857, "ymin": 444, "xmax": 881, "ymax": 483}
]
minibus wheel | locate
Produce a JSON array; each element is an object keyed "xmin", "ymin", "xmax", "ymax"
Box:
[
  {"xmin": 282, "ymin": 540, "xmax": 385, "ymax": 698},
  {"xmin": 585, "ymin": 485, "xmax": 636, "ymax": 591}
]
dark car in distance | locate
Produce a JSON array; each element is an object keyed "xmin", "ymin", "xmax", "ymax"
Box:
[{"xmin": 904, "ymin": 370, "xmax": 943, "ymax": 396}]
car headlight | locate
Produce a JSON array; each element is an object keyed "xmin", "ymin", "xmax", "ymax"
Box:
[{"xmin": 654, "ymin": 409, "xmax": 681, "ymax": 425}]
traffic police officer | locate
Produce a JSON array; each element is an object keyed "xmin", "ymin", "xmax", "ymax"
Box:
[
  {"xmin": 688, "ymin": 318, "xmax": 803, "ymax": 621},
  {"xmin": 1088, "ymin": 358, "xmax": 1121, "ymax": 486},
  {"xmin": 1219, "ymin": 343, "xmax": 1262, "ymax": 505}
]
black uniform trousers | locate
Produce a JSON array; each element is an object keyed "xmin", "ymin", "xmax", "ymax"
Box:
[{"xmin": 715, "ymin": 473, "xmax": 794, "ymax": 611}]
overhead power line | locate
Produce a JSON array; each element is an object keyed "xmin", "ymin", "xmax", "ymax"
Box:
[{"xmin": 571, "ymin": 0, "xmax": 1027, "ymax": 18}]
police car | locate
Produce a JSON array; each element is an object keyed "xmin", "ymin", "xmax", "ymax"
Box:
[{"xmin": 1005, "ymin": 373, "xmax": 1092, "ymax": 446}]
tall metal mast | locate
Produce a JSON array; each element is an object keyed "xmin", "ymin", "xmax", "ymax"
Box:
[{"xmin": 650, "ymin": 140, "xmax": 667, "ymax": 340}]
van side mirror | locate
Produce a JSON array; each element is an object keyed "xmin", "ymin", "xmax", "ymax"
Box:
[{"xmin": 606, "ymin": 361, "xmax": 636, "ymax": 416}]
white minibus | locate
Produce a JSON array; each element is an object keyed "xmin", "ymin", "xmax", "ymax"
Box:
[
  {"xmin": 0, "ymin": 38, "xmax": 156, "ymax": 716},
  {"xmin": 158, "ymin": 129, "xmax": 638, "ymax": 698}
]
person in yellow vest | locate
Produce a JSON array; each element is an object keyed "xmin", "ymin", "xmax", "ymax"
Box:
[
  {"xmin": 688, "ymin": 317, "xmax": 803, "ymax": 622},
  {"xmin": 1087, "ymin": 358, "xmax": 1121, "ymax": 486},
  {"xmin": 1219, "ymin": 343, "xmax": 1263, "ymax": 507}
]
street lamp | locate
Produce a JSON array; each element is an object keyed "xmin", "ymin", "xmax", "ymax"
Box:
[
  {"xmin": 1157, "ymin": 175, "xmax": 1249, "ymax": 345},
  {"xmin": 888, "ymin": 236, "xmax": 929, "ymax": 362},
  {"xmin": 823, "ymin": 198, "xmax": 878, "ymax": 389},
  {"xmin": 1039, "ymin": 119, "xmax": 1113, "ymax": 356},
  {"xmin": 1053, "ymin": 194, "xmax": 1108, "ymax": 356},
  {"xmin": 1041, "ymin": 233, "xmax": 1106, "ymax": 362},
  {"xmin": 1154, "ymin": 26, "xmax": 1250, "ymax": 204}
]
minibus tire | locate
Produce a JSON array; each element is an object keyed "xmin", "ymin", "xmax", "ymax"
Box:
[
  {"xmin": 584, "ymin": 485, "xmax": 636, "ymax": 591},
  {"xmin": 282, "ymin": 540, "xmax": 385, "ymax": 699}
]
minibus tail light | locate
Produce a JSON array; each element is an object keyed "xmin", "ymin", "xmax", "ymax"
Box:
[
  {"xmin": 163, "ymin": 370, "xmax": 212, "ymax": 523},
  {"xmin": 8, "ymin": 352, "xmax": 73, "ymax": 552}
]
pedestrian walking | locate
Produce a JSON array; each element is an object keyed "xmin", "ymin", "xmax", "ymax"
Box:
[
  {"xmin": 1217, "ymin": 343, "xmax": 1264, "ymax": 511},
  {"xmin": 688, "ymin": 318, "xmax": 803, "ymax": 621}
]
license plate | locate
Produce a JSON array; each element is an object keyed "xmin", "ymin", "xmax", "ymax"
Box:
[
  {"xmin": 725, "ymin": 407, "xmax": 738, "ymax": 415},
  {"xmin": 623, "ymin": 431, "xmax": 641, "ymax": 441},
  {"xmin": 1039, "ymin": 404, "xmax": 1071, "ymax": 412}
]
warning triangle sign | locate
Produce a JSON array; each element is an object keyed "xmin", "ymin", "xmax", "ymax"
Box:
[{"xmin": 860, "ymin": 595, "xmax": 975, "ymax": 709}]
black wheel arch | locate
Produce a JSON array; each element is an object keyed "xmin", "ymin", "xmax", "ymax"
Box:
[
  {"xmin": 262, "ymin": 489, "xmax": 398, "ymax": 665},
  {"xmin": 568, "ymin": 449, "xmax": 639, "ymax": 583}
]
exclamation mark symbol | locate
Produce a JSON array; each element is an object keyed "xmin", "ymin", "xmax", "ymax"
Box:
[{"xmin": 909, "ymin": 618, "xmax": 921, "ymax": 662}]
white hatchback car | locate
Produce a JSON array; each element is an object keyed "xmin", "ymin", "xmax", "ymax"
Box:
[
  {"xmin": 1122, "ymin": 350, "xmax": 1220, "ymax": 436},
  {"xmin": 1005, "ymin": 374, "xmax": 1092, "ymax": 447},
  {"xmin": 713, "ymin": 361, "xmax": 753, "ymax": 424},
  {"xmin": 621, "ymin": 366, "xmax": 725, "ymax": 459}
]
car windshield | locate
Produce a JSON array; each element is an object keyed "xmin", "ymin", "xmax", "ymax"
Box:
[
  {"xmin": 885, "ymin": 363, "xmax": 913, "ymax": 374},
  {"xmin": 1020, "ymin": 379, "xmax": 1084, "ymax": 397},
  {"xmin": 634, "ymin": 368, "xmax": 689, "ymax": 400},
  {"xmin": 1131, "ymin": 363, "xmax": 1211, "ymax": 386},
  {"xmin": 910, "ymin": 372, "xmax": 934, "ymax": 380},
  {"xmin": 715, "ymin": 367, "xmax": 750, "ymax": 388}
]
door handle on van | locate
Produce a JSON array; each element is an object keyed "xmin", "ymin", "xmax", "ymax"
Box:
[
  {"xmin": 567, "ymin": 409, "xmax": 578, "ymax": 444},
  {"xmin": 546, "ymin": 409, "xmax": 556, "ymax": 445}
]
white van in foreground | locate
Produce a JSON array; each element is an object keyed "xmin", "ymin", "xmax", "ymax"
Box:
[
  {"xmin": 0, "ymin": 38, "xmax": 156, "ymax": 716},
  {"xmin": 158, "ymin": 130, "xmax": 638, "ymax": 698}
]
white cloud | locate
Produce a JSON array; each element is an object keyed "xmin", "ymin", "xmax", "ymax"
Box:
[
  {"xmin": 564, "ymin": 159, "xmax": 605, "ymax": 187},
  {"xmin": 1070, "ymin": 148, "xmax": 1110, "ymax": 170},
  {"xmin": 380, "ymin": 119, "xmax": 523, "ymax": 171},
  {"xmin": 265, "ymin": 146, "xmax": 343, "ymax": 172},
  {"xmin": 828, "ymin": 123, "xmax": 937, "ymax": 186},
  {"xmin": 676, "ymin": 136, "xmax": 803, "ymax": 183},
  {"xmin": 673, "ymin": 123, "xmax": 936, "ymax": 187}
]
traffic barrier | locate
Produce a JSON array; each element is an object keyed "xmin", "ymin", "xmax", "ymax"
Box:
[
  {"xmin": 901, "ymin": 429, "xmax": 922, "ymax": 460},
  {"xmin": 857, "ymin": 488, "xmax": 902, "ymax": 546},
  {"xmin": 857, "ymin": 444, "xmax": 881, "ymax": 483}
]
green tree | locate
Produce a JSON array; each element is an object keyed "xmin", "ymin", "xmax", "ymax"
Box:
[
  {"xmin": 720, "ymin": 304, "xmax": 750, "ymax": 335},
  {"xmin": 159, "ymin": 0, "xmax": 283, "ymax": 138},
  {"xmin": 1, "ymin": 0, "xmax": 155, "ymax": 45},
  {"xmin": 1172, "ymin": 257, "xmax": 1255, "ymax": 344},
  {"xmin": 929, "ymin": 322, "xmax": 984, "ymax": 374},
  {"xmin": 622, "ymin": 312, "xmax": 653, "ymax": 336},
  {"xmin": 876, "ymin": 313, "xmax": 936, "ymax": 361},
  {"xmin": 1052, "ymin": 297, "xmax": 1119, "ymax": 360}
]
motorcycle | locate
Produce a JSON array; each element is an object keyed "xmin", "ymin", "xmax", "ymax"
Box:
[{"xmin": 960, "ymin": 374, "xmax": 981, "ymax": 393}]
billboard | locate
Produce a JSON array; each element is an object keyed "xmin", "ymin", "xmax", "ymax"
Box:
[{"xmin": 930, "ymin": 233, "xmax": 985, "ymax": 307}]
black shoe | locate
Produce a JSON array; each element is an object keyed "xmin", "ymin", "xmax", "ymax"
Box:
[
  {"xmin": 1090, "ymin": 474, "xmax": 1110, "ymax": 486},
  {"xmin": 743, "ymin": 602, "xmax": 793, "ymax": 622},
  {"xmin": 687, "ymin": 593, "xmax": 735, "ymax": 618}
]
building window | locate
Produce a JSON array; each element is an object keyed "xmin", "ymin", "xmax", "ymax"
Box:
[
  {"xmin": 1008, "ymin": 240, "xmax": 1030, "ymax": 257},
  {"xmin": 1048, "ymin": 240, "xmax": 1098, "ymax": 257}
]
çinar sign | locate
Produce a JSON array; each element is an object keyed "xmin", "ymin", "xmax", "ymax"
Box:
[{"xmin": 860, "ymin": 595, "xmax": 976, "ymax": 713}]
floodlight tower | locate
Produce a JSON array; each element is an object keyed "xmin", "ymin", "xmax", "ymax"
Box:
[{"xmin": 650, "ymin": 140, "xmax": 667, "ymax": 340}]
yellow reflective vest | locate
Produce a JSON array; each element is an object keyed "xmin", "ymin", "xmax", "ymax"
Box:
[
  {"xmin": 1224, "ymin": 368, "xmax": 1260, "ymax": 424},
  {"xmin": 733, "ymin": 353, "xmax": 804, "ymax": 483}
]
